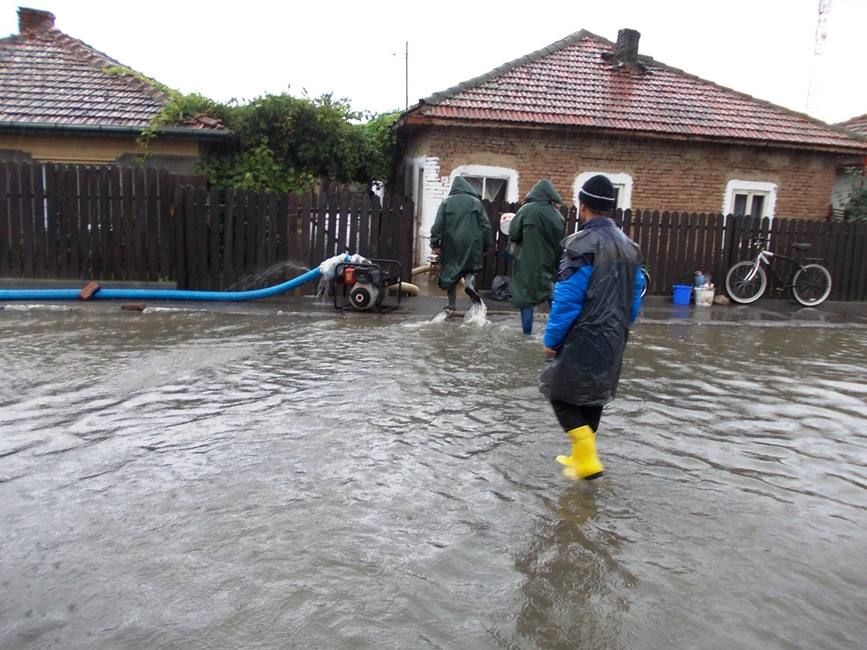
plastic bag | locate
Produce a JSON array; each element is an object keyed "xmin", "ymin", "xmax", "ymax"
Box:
[{"xmin": 490, "ymin": 275, "xmax": 512, "ymax": 302}]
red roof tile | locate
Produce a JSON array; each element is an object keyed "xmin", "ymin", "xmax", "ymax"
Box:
[
  {"xmin": 0, "ymin": 11, "xmax": 223, "ymax": 132},
  {"xmin": 408, "ymin": 31, "xmax": 866, "ymax": 153}
]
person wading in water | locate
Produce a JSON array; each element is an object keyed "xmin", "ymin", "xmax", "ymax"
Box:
[
  {"xmin": 539, "ymin": 175, "xmax": 645, "ymax": 480},
  {"xmin": 508, "ymin": 179, "xmax": 566, "ymax": 335},
  {"xmin": 430, "ymin": 177, "xmax": 492, "ymax": 313}
]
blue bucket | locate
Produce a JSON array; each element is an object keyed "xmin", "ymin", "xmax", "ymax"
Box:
[{"xmin": 672, "ymin": 284, "xmax": 692, "ymax": 305}]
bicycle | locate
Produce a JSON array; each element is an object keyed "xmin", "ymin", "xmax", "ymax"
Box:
[{"xmin": 724, "ymin": 237, "xmax": 832, "ymax": 306}]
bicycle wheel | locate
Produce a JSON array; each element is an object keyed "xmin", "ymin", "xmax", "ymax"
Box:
[
  {"xmin": 725, "ymin": 261, "xmax": 767, "ymax": 304},
  {"xmin": 640, "ymin": 267, "xmax": 650, "ymax": 298},
  {"xmin": 792, "ymin": 264, "xmax": 832, "ymax": 306}
]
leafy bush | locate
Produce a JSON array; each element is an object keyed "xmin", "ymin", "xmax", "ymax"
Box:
[
  {"xmin": 844, "ymin": 168, "xmax": 867, "ymax": 222},
  {"xmin": 111, "ymin": 66, "xmax": 402, "ymax": 193}
]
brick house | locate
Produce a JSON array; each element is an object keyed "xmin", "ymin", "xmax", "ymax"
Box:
[
  {"xmin": 0, "ymin": 7, "xmax": 230, "ymax": 172},
  {"xmin": 397, "ymin": 28, "xmax": 867, "ymax": 263},
  {"xmin": 832, "ymin": 113, "xmax": 867, "ymax": 216}
]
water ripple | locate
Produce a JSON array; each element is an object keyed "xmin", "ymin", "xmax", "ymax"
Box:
[{"xmin": 0, "ymin": 310, "xmax": 865, "ymax": 649}]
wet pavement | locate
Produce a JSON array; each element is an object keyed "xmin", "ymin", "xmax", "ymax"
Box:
[
  {"xmin": 1, "ymin": 286, "xmax": 866, "ymax": 649},
  {"xmin": 5, "ymin": 275, "xmax": 867, "ymax": 327}
]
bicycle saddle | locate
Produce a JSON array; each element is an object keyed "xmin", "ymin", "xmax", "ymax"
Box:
[{"xmin": 792, "ymin": 242, "xmax": 811, "ymax": 251}]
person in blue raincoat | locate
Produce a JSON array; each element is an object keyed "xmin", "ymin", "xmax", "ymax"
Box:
[{"xmin": 539, "ymin": 175, "xmax": 645, "ymax": 480}]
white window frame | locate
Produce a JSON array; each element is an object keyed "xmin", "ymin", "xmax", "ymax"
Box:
[
  {"xmin": 723, "ymin": 180, "xmax": 777, "ymax": 219},
  {"xmin": 573, "ymin": 171, "xmax": 633, "ymax": 211},
  {"xmin": 449, "ymin": 164, "xmax": 519, "ymax": 203}
]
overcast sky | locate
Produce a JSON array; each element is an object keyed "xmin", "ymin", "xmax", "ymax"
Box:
[{"xmin": 2, "ymin": 0, "xmax": 865, "ymax": 125}]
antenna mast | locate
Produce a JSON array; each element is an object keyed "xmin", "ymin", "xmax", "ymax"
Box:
[{"xmin": 806, "ymin": 0, "xmax": 833, "ymax": 115}]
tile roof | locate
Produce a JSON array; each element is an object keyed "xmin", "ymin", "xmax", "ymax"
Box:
[
  {"xmin": 407, "ymin": 31, "xmax": 867, "ymax": 153},
  {"xmin": 837, "ymin": 113, "xmax": 867, "ymax": 137},
  {"xmin": 0, "ymin": 10, "xmax": 223, "ymax": 132}
]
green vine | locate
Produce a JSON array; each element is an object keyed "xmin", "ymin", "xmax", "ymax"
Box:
[{"xmin": 103, "ymin": 65, "xmax": 222, "ymax": 150}]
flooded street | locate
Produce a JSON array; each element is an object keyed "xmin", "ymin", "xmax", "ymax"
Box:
[{"xmin": 1, "ymin": 305, "xmax": 866, "ymax": 649}]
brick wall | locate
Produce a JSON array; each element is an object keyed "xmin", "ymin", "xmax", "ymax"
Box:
[{"xmin": 410, "ymin": 126, "xmax": 839, "ymax": 219}]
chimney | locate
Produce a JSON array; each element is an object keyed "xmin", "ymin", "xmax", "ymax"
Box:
[
  {"xmin": 18, "ymin": 7, "xmax": 56, "ymax": 33},
  {"xmin": 614, "ymin": 29, "xmax": 640, "ymax": 62},
  {"xmin": 602, "ymin": 28, "xmax": 647, "ymax": 72}
]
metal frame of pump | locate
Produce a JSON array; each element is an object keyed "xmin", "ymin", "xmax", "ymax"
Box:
[{"xmin": 332, "ymin": 259, "xmax": 402, "ymax": 312}]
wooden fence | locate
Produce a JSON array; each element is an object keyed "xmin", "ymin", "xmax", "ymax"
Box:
[
  {"xmin": 1, "ymin": 160, "xmax": 865, "ymax": 301},
  {"xmin": 0, "ymin": 162, "xmax": 414, "ymax": 291},
  {"xmin": 479, "ymin": 201, "xmax": 867, "ymax": 302},
  {"xmin": 173, "ymin": 186, "xmax": 413, "ymax": 290}
]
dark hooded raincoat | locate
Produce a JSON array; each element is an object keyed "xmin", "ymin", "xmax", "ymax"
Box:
[
  {"xmin": 539, "ymin": 218, "xmax": 642, "ymax": 406},
  {"xmin": 508, "ymin": 180, "xmax": 565, "ymax": 308},
  {"xmin": 430, "ymin": 177, "xmax": 492, "ymax": 290}
]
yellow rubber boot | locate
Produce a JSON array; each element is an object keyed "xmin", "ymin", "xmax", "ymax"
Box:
[{"xmin": 556, "ymin": 425, "xmax": 604, "ymax": 480}]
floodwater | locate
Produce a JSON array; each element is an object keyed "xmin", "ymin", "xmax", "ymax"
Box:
[{"xmin": 1, "ymin": 304, "xmax": 865, "ymax": 649}]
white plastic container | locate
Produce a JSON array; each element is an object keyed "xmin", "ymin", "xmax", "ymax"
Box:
[
  {"xmin": 694, "ymin": 286, "xmax": 714, "ymax": 306},
  {"xmin": 500, "ymin": 212, "xmax": 515, "ymax": 236}
]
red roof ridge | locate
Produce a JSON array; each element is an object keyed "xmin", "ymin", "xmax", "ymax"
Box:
[
  {"xmin": 36, "ymin": 24, "xmax": 171, "ymax": 105},
  {"xmin": 839, "ymin": 112, "xmax": 867, "ymax": 125},
  {"xmin": 404, "ymin": 29, "xmax": 867, "ymax": 153},
  {"xmin": 643, "ymin": 53, "xmax": 859, "ymax": 143},
  {"xmin": 0, "ymin": 13, "xmax": 229, "ymax": 132},
  {"xmin": 0, "ymin": 20, "xmax": 172, "ymax": 106},
  {"xmin": 836, "ymin": 113, "xmax": 867, "ymax": 138},
  {"xmin": 420, "ymin": 30, "xmax": 612, "ymax": 108}
]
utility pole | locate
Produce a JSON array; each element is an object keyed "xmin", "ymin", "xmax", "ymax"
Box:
[
  {"xmin": 806, "ymin": 0, "xmax": 832, "ymax": 115},
  {"xmin": 405, "ymin": 41, "xmax": 409, "ymax": 110}
]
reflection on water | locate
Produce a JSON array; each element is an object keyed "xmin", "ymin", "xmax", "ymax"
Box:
[{"xmin": 1, "ymin": 306, "xmax": 865, "ymax": 649}]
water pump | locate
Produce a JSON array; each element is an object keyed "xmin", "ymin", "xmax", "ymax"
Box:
[
  {"xmin": 346, "ymin": 266, "xmax": 382, "ymax": 310},
  {"xmin": 333, "ymin": 259, "xmax": 402, "ymax": 312}
]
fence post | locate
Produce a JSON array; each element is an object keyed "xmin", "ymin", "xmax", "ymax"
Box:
[
  {"xmin": 174, "ymin": 184, "xmax": 187, "ymax": 289},
  {"xmin": 0, "ymin": 163, "xmax": 8, "ymax": 277},
  {"xmin": 399, "ymin": 195, "xmax": 414, "ymax": 278}
]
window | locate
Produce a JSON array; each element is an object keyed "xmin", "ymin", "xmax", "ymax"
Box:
[
  {"xmin": 462, "ymin": 175, "xmax": 507, "ymax": 202},
  {"xmin": 572, "ymin": 172, "xmax": 633, "ymax": 210},
  {"xmin": 723, "ymin": 180, "xmax": 777, "ymax": 219},
  {"xmin": 448, "ymin": 165, "xmax": 519, "ymax": 203}
]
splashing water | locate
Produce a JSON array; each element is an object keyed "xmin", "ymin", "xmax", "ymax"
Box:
[
  {"xmin": 227, "ymin": 260, "xmax": 311, "ymax": 291},
  {"xmin": 463, "ymin": 301, "xmax": 489, "ymax": 326},
  {"xmin": 429, "ymin": 309, "xmax": 450, "ymax": 324}
]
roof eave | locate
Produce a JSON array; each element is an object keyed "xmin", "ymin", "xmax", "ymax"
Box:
[
  {"xmin": 0, "ymin": 120, "xmax": 234, "ymax": 140},
  {"xmin": 399, "ymin": 115, "xmax": 867, "ymax": 155}
]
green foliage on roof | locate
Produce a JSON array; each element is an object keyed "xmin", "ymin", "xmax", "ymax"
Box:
[{"xmin": 103, "ymin": 65, "xmax": 222, "ymax": 147}]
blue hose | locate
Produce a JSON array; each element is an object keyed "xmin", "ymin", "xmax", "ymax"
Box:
[{"xmin": 0, "ymin": 267, "xmax": 322, "ymax": 302}]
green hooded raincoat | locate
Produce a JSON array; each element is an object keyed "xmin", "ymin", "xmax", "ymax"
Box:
[
  {"xmin": 508, "ymin": 180, "xmax": 566, "ymax": 308},
  {"xmin": 430, "ymin": 177, "xmax": 492, "ymax": 290}
]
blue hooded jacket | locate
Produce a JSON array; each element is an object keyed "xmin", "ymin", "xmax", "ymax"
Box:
[{"xmin": 540, "ymin": 217, "xmax": 644, "ymax": 406}]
